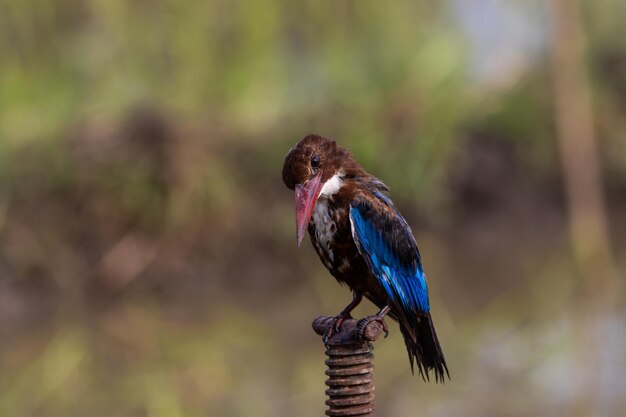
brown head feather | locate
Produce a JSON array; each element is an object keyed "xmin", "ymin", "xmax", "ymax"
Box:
[{"xmin": 282, "ymin": 134, "xmax": 366, "ymax": 189}]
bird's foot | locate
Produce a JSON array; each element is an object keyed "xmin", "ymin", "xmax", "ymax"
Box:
[
  {"xmin": 358, "ymin": 313, "xmax": 389, "ymax": 340},
  {"xmin": 322, "ymin": 313, "xmax": 352, "ymax": 346}
]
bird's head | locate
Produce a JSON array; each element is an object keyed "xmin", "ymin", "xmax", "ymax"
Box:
[{"xmin": 282, "ymin": 134, "xmax": 354, "ymax": 246}]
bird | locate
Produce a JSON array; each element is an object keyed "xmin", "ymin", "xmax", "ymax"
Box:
[{"xmin": 282, "ymin": 134, "xmax": 449, "ymax": 382}]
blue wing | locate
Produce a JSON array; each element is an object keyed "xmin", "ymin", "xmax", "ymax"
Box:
[
  {"xmin": 350, "ymin": 191, "xmax": 449, "ymax": 381},
  {"xmin": 349, "ymin": 191, "xmax": 430, "ymax": 314}
]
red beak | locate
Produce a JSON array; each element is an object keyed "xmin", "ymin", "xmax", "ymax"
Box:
[{"xmin": 294, "ymin": 173, "xmax": 323, "ymax": 247}]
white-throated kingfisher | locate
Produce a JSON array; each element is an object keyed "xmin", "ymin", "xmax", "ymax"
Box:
[{"xmin": 282, "ymin": 134, "xmax": 449, "ymax": 382}]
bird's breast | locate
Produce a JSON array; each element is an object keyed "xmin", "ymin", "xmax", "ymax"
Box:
[
  {"xmin": 309, "ymin": 197, "xmax": 367, "ymax": 286},
  {"xmin": 311, "ymin": 198, "xmax": 338, "ymax": 263},
  {"xmin": 308, "ymin": 196, "xmax": 389, "ymax": 307}
]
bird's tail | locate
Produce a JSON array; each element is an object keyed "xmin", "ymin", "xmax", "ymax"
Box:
[{"xmin": 399, "ymin": 312, "xmax": 449, "ymax": 383}]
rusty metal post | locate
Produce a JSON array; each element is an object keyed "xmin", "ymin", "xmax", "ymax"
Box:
[{"xmin": 312, "ymin": 316, "xmax": 385, "ymax": 417}]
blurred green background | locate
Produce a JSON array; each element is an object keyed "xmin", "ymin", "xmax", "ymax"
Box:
[{"xmin": 1, "ymin": 0, "xmax": 625, "ymax": 416}]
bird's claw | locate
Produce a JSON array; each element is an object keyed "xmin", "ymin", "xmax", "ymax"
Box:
[
  {"xmin": 358, "ymin": 314, "xmax": 390, "ymax": 340},
  {"xmin": 322, "ymin": 314, "xmax": 351, "ymax": 346}
]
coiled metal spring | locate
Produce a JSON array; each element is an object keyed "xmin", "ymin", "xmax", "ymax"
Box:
[{"xmin": 313, "ymin": 316, "xmax": 384, "ymax": 417}]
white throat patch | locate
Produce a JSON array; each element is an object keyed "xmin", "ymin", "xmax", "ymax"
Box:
[{"xmin": 319, "ymin": 173, "xmax": 343, "ymax": 197}]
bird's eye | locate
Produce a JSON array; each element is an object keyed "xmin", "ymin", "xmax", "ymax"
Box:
[{"xmin": 311, "ymin": 155, "xmax": 321, "ymax": 169}]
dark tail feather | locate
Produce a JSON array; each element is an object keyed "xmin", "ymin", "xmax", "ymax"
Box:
[{"xmin": 399, "ymin": 312, "xmax": 449, "ymax": 383}]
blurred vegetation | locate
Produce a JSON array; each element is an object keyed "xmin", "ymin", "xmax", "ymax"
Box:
[{"xmin": 0, "ymin": 1, "xmax": 625, "ymax": 416}]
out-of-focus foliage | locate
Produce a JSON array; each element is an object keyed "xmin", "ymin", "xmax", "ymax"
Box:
[{"xmin": 0, "ymin": 1, "xmax": 625, "ymax": 417}]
